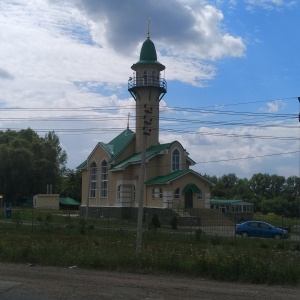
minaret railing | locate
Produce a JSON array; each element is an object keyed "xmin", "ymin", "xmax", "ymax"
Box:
[{"xmin": 128, "ymin": 76, "xmax": 167, "ymax": 92}]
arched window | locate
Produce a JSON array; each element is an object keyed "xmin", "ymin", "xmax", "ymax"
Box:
[
  {"xmin": 174, "ymin": 188, "xmax": 180, "ymax": 199},
  {"xmin": 90, "ymin": 161, "xmax": 97, "ymax": 198},
  {"xmin": 172, "ymin": 149, "xmax": 180, "ymax": 171},
  {"xmin": 101, "ymin": 160, "xmax": 108, "ymax": 198},
  {"xmin": 143, "ymin": 70, "xmax": 147, "ymax": 85},
  {"xmin": 152, "ymin": 187, "xmax": 162, "ymax": 199},
  {"xmin": 151, "ymin": 70, "xmax": 157, "ymax": 85}
]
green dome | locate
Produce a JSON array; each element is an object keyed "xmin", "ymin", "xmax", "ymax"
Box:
[
  {"xmin": 131, "ymin": 38, "xmax": 165, "ymax": 71},
  {"xmin": 140, "ymin": 38, "xmax": 157, "ymax": 62}
]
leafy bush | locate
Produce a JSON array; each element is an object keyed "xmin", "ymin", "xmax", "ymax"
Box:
[
  {"xmin": 12, "ymin": 211, "xmax": 22, "ymax": 226},
  {"xmin": 149, "ymin": 214, "xmax": 161, "ymax": 232},
  {"xmin": 170, "ymin": 215, "xmax": 178, "ymax": 230},
  {"xmin": 195, "ymin": 228, "xmax": 205, "ymax": 240}
]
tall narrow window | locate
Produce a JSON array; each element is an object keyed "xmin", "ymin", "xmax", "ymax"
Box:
[
  {"xmin": 172, "ymin": 149, "xmax": 180, "ymax": 171},
  {"xmin": 90, "ymin": 161, "xmax": 97, "ymax": 198},
  {"xmin": 101, "ymin": 160, "xmax": 108, "ymax": 198},
  {"xmin": 174, "ymin": 188, "xmax": 180, "ymax": 199},
  {"xmin": 151, "ymin": 70, "xmax": 157, "ymax": 85},
  {"xmin": 143, "ymin": 70, "xmax": 147, "ymax": 85},
  {"xmin": 132, "ymin": 185, "xmax": 136, "ymax": 201}
]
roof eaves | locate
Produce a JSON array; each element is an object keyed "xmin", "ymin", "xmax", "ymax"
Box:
[
  {"xmin": 111, "ymin": 142, "xmax": 173, "ymax": 171},
  {"xmin": 145, "ymin": 169, "xmax": 190, "ymax": 185},
  {"xmin": 76, "ymin": 160, "xmax": 87, "ymax": 170},
  {"xmin": 189, "ymin": 169, "xmax": 216, "ymax": 186}
]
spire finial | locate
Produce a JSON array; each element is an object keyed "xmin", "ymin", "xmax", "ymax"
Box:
[
  {"xmin": 147, "ymin": 18, "xmax": 150, "ymax": 39},
  {"xmin": 127, "ymin": 112, "xmax": 130, "ymax": 129}
]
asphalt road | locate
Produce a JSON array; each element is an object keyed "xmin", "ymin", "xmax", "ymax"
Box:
[{"xmin": 0, "ymin": 263, "xmax": 299, "ymax": 300}]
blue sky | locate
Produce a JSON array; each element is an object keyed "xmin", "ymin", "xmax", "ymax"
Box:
[{"xmin": 0, "ymin": 0, "xmax": 299, "ymax": 179}]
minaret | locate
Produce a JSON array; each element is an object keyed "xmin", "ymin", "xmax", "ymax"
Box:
[{"xmin": 128, "ymin": 22, "xmax": 167, "ymax": 153}]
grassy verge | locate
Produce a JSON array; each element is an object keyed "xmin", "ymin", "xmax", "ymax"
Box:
[{"xmin": 0, "ymin": 219, "xmax": 300, "ymax": 285}]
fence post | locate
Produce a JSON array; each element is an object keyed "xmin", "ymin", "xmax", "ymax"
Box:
[
  {"xmin": 68, "ymin": 209, "xmax": 71, "ymax": 235},
  {"xmin": 107, "ymin": 207, "xmax": 110, "ymax": 239},
  {"xmin": 31, "ymin": 205, "xmax": 34, "ymax": 232},
  {"xmin": 234, "ymin": 214, "xmax": 237, "ymax": 247}
]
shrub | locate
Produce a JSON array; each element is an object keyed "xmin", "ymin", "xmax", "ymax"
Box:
[
  {"xmin": 195, "ymin": 228, "xmax": 205, "ymax": 241},
  {"xmin": 12, "ymin": 211, "xmax": 22, "ymax": 226},
  {"xmin": 79, "ymin": 219, "xmax": 87, "ymax": 234},
  {"xmin": 149, "ymin": 214, "xmax": 161, "ymax": 232},
  {"xmin": 170, "ymin": 215, "xmax": 178, "ymax": 230}
]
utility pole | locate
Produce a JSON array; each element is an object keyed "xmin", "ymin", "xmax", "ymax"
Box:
[
  {"xmin": 136, "ymin": 104, "xmax": 152, "ymax": 253},
  {"xmin": 85, "ymin": 161, "xmax": 91, "ymax": 222}
]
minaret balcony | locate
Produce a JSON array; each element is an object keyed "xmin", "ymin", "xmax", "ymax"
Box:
[{"xmin": 128, "ymin": 76, "xmax": 167, "ymax": 94}]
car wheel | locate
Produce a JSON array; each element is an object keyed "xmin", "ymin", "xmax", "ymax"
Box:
[
  {"xmin": 274, "ymin": 234, "xmax": 281, "ymax": 240},
  {"xmin": 241, "ymin": 231, "xmax": 248, "ymax": 238}
]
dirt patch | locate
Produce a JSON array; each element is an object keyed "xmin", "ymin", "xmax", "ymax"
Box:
[{"xmin": 0, "ymin": 263, "xmax": 299, "ymax": 299}]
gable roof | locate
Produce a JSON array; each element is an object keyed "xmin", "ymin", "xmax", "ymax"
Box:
[
  {"xmin": 107, "ymin": 128, "xmax": 135, "ymax": 161},
  {"xmin": 77, "ymin": 129, "xmax": 135, "ymax": 169},
  {"xmin": 111, "ymin": 142, "xmax": 173, "ymax": 171},
  {"xmin": 145, "ymin": 169, "xmax": 215, "ymax": 186},
  {"xmin": 59, "ymin": 197, "xmax": 81, "ymax": 206}
]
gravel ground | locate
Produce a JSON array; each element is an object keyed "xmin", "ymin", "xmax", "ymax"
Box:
[{"xmin": 0, "ymin": 263, "xmax": 299, "ymax": 300}]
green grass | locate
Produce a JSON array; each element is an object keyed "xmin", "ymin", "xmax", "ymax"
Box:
[{"xmin": 1, "ymin": 214, "xmax": 300, "ymax": 286}]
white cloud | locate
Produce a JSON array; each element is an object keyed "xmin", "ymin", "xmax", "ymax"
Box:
[
  {"xmin": 160, "ymin": 123, "xmax": 299, "ymax": 178},
  {"xmin": 259, "ymin": 100, "xmax": 286, "ymax": 113},
  {"xmin": 1, "ymin": 0, "xmax": 296, "ymax": 179},
  {"xmin": 245, "ymin": 0, "xmax": 296, "ymax": 10}
]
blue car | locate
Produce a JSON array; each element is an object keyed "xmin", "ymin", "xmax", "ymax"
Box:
[{"xmin": 235, "ymin": 220, "xmax": 288, "ymax": 239}]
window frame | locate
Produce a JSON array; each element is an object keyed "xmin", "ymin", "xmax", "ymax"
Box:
[
  {"xmin": 143, "ymin": 70, "xmax": 147, "ymax": 85},
  {"xmin": 196, "ymin": 189, "xmax": 202, "ymax": 200},
  {"xmin": 100, "ymin": 160, "xmax": 108, "ymax": 198},
  {"xmin": 152, "ymin": 187, "xmax": 162, "ymax": 199},
  {"xmin": 171, "ymin": 148, "xmax": 180, "ymax": 172},
  {"xmin": 89, "ymin": 161, "xmax": 97, "ymax": 198}
]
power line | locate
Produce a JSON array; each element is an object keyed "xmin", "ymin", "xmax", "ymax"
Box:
[{"xmin": 195, "ymin": 150, "xmax": 300, "ymax": 165}]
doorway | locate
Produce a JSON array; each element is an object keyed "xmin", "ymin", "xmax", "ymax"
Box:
[{"xmin": 184, "ymin": 188, "xmax": 193, "ymax": 208}]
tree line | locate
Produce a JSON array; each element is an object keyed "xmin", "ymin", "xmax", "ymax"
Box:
[
  {"xmin": 0, "ymin": 129, "xmax": 299, "ymax": 217},
  {"xmin": 0, "ymin": 128, "xmax": 81, "ymax": 204},
  {"xmin": 204, "ymin": 173, "xmax": 300, "ymax": 218}
]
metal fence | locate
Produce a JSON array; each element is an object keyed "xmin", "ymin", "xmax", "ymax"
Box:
[{"xmin": 1, "ymin": 206, "xmax": 300, "ymax": 243}]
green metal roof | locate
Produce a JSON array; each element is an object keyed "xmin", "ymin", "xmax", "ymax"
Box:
[
  {"xmin": 140, "ymin": 38, "xmax": 157, "ymax": 62},
  {"xmin": 146, "ymin": 169, "xmax": 216, "ymax": 186},
  {"xmin": 145, "ymin": 169, "xmax": 190, "ymax": 184},
  {"xmin": 182, "ymin": 183, "xmax": 201, "ymax": 194},
  {"xmin": 107, "ymin": 128, "xmax": 135, "ymax": 162},
  {"xmin": 59, "ymin": 197, "xmax": 81, "ymax": 206},
  {"xmin": 111, "ymin": 142, "xmax": 174, "ymax": 171},
  {"xmin": 77, "ymin": 160, "xmax": 87, "ymax": 170},
  {"xmin": 131, "ymin": 38, "xmax": 165, "ymax": 71},
  {"xmin": 76, "ymin": 129, "xmax": 135, "ymax": 169}
]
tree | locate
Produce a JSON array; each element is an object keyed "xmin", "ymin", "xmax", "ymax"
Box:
[
  {"xmin": 0, "ymin": 128, "xmax": 67, "ymax": 203},
  {"xmin": 207, "ymin": 172, "xmax": 300, "ymax": 217},
  {"xmin": 60, "ymin": 169, "xmax": 82, "ymax": 202}
]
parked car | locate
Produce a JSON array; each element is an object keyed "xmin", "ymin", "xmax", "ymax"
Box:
[{"xmin": 235, "ymin": 220, "xmax": 288, "ymax": 239}]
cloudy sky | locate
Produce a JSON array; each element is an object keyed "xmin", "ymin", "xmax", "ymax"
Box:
[{"xmin": 0, "ymin": 0, "xmax": 299, "ymax": 179}]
